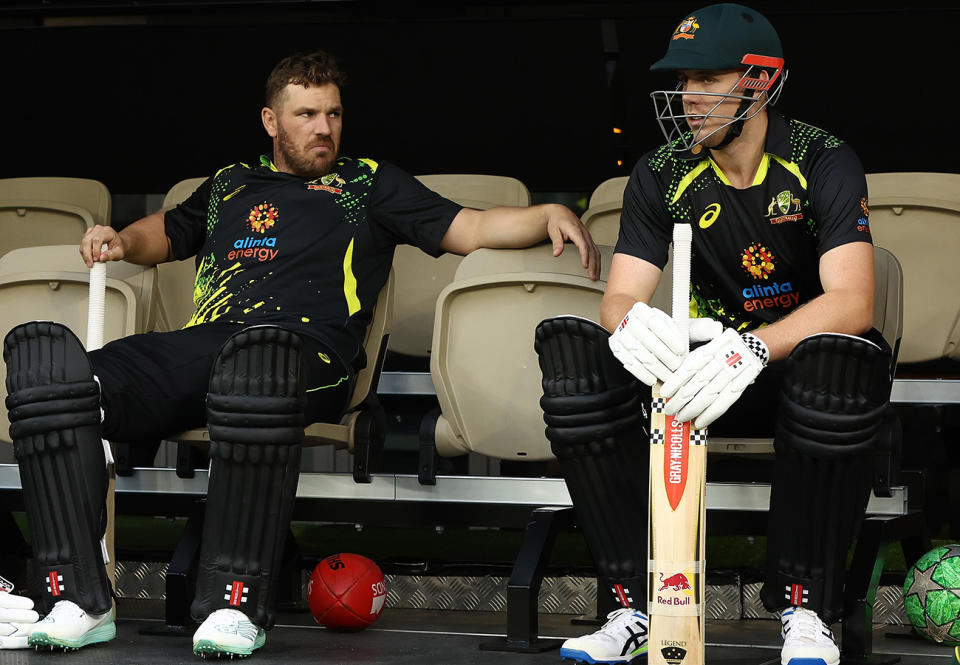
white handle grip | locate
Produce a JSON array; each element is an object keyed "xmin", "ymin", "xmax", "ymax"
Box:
[
  {"xmin": 87, "ymin": 244, "xmax": 107, "ymax": 351},
  {"xmin": 671, "ymin": 224, "xmax": 692, "ymax": 353}
]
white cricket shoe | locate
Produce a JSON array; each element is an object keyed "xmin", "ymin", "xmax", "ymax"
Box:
[
  {"xmin": 780, "ymin": 606, "xmax": 840, "ymax": 665},
  {"xmin": 561, "ymin": 607, "xmax": 649, "ymax": 664},
  {"xmin": 28, "ymin": 600, "xmax": 115, "ymax": 651},
  {"xmin": 193, "ymin": 608, "xmax": 265, "ymax": 659}
]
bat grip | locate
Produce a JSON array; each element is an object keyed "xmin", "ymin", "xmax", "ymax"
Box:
[
  {"xmin": 87, "ymin": 244, "xmax": 107, "ymax": 351},
  {"xmin": 671, "ymin": 224, "xmax": 692, "ymax": 353}
]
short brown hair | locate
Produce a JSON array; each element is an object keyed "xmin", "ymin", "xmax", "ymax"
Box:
[{"xmin": 265, "ymin": 50, "xmax": 347, "ymax": 109}]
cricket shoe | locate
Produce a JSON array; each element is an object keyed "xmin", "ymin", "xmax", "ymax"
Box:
[
  {"xmin": 28, "ymin": 600, "xmax": 115, "ymax": 651},
  {"xmin": 780, "ymin": 606, "xmax": 839, "ymax": 665},
  {"xmin": 561, "ymin": 607, "xmax": 649, "ymax": 664},
  {"xmin": 193, "ymin": 608, "xmax": 265, "ymax": 659}
]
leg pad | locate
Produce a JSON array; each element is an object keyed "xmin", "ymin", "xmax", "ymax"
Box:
[
  {"xmin": 761, "ymin": 333, "xmax": 893, "ymax": 623},
  {"xmin": 190, "ymin": 326, "xmax": 306, "ymax": 629},
  {"xmin": 536, "ymin": 316, "xmax": 648, "ymax": 608},
  {"xmin": 4, "ymin": 322, "xmax": 111, "ymax": 615}
]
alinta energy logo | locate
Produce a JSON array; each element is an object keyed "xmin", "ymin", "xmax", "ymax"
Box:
[
  {"xmin": 740, "ymin": 242, "xmax": 800, "ymax": 313},
  {"xmin": 857, "ymin": 196, "xmax": 871, "ymax": 233},
  {"xmin": 248, "ymin": 202, "xmax": 278, "ymax": 233},
  {"xmin": 228, "ymin": 202, "xmax": 279, "ymax": 262},
  {"xmin": 741, "ymin": 243, "xmax": 775, "ymax": 280}
]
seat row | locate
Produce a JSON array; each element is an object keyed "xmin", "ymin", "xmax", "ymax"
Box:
[{"xmin": 0, "ymin": 172, "xmax": 958, "ymax": 463}]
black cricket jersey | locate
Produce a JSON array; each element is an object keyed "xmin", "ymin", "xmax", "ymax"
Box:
[
  {"xmin": 164, "ymin": 155, "xmax": 461, "ymax": 371},
  {"xmin": 616, "ymin": 109, "xmax": 873, "ymax": 333}
]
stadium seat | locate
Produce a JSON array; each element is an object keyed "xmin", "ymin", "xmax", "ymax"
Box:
[
  {"xmin": 427, "ymin": 243, "xmax": 613, "ymax": 460},
  {"xmin": 580, "ymin": 176, "xmax": 629, "ymax": 246},
  {"xmin": 425, "ymin": 244, "xmax": 902, "ymax": 462},
  {"xmin": 866, "ymin": 172, "xmax": 960, "ymax": 365},
  {"xmin": 157, "ymin": 176, "xmax": 207, "ymax": 330},
  {"xmin": 167, "ymin": 266, "xmax": 395, "ymax": 483},
  {"xmin": 0, "ymin": 245, "xmax": 150, "ymax": 443},
  {"xmin": 388, "ymin": 174, "xmax": 531, "ymax": 360},
  {"xmin": 0, "ymin": 177, "xmax": 111, "ymax": 260}
]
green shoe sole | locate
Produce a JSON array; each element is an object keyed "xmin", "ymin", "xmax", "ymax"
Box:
[
  {"xmin": 193, "ymin": 631, "xmax": 266, "ymax": 659},
  {"xmin": 29, "ymin": 621, "xmax": 116, "ymax": 651}
]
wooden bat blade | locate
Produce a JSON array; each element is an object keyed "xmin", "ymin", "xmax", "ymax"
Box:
[{"xmin": 648, "ymin": 382, "xmax": 707, "ymax": 665}]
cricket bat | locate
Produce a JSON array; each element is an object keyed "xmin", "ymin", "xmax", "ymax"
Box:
[
  {"xmin": 87, "ymin": 245, "xmax": 116, "ymax": 589},
  {"xmin": 648, "ymin": 224, "xmax": 707, "ymax": 665}
]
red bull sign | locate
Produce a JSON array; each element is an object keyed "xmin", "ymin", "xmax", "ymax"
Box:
[
  {"xmin": 658, "ymin": 572, "xmax": 692, "ymax": 592},
  {"xmin": 656, "ymin": 571, "xmax": 695, "ymax": 608}
]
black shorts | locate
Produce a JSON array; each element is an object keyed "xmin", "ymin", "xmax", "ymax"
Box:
[{"xmin": 89, "ymin": 323, "xmax": 353, "ymax": 443}]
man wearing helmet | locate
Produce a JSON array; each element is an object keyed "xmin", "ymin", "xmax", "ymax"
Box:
[{"xmin": 558, "ymin": 4, "xmax": 889, "ymax": 665}]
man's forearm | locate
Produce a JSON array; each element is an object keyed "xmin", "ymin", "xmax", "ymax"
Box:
[
  {"xmin": 119, "ymin": 211, "xmax": 174, "ymax": 265},
  {"xmin": 752, "ymin": 289, "xmax": 874, "ymax": 362},
  {"xmin": 473, "ymin": 204, "xmax": 554, "ymax": 249},
  {"xmin": 600, "ymin": 293, "xmax": 638, "ymax": 333}
]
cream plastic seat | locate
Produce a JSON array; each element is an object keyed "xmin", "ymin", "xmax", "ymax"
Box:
[
  {"xmin": 389, "ymin": 174, "xmax": 531, "ymax": 359},
  {"xmin": 0, "ymin": 245, "xmax": 149, "ymax": 444},
  {"xmin": 866, "ymin": 172, "xmax": 960, "ymax": 364},
  {"xmin": 0, "ymin": 177, "xmax": 111, "ymax": 260},
  {"xmin": 157, "ymin": 176, "xmax": 207, "ymax": 330},
  {"xmin": 427, "ymin": 243, "xmax": 901, "ymax": 462},
  {"xmin": 428, "ymin": 243, "xmax": 613, "ymax": 460},
  {"xmin": 580, "ymin": 176, "xmax": 629, "ymax": 246}
]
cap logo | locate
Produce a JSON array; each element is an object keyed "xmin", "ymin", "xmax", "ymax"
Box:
[{"xmin": 672, "ymin": 16, "xmax": 700, "ymax": 40}]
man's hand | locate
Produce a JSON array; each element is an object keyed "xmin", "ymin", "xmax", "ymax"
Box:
[
  {"xmin": 80, "ymin": 224, "xmax": 126, "ymax": 268},
  {"xmin": 545, "ymin": 204, "xmax": 601, "ymax": 281},
  {"xmin": 609, "ymin": 303, "xmax": 723, "ymax": 386},
  {"xmin": 661, "ymin": 329, "xmax": 770, "ymax": 428},
  {"xmin": 0, "ymin": 577, "xmax": 39, "ymax": 649}
]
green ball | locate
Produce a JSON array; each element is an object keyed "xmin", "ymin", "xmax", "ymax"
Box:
[{"xmin": 904, "ymin": 545, "xmax": 960, "ymax": 645}]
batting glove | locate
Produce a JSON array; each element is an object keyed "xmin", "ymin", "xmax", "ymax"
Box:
[
  {"xmin": 660, "ymin": 329, "xmax": 769, "ymax": 428},
  {"xmin": 0, "ymin": 576, "xmax": 39, "ymax": 649},
  {"xmin": 609, "ymin": 302, "xmax": 724, "ymax": 387}
]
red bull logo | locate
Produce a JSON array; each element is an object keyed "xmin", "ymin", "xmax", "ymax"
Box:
[
  {"xmin": 656, "ymin": 571, "xmax": 694, "ymax": 607},
  {"xmin": 658, "ymin": 572, "xmax": 692, "ymax": 592}
]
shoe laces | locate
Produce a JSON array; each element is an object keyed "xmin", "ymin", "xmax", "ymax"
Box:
[
  {"xmin": 596, "ymin": 608, "xmax": 644, "ymax": 637},
  {"xmin": 209, "ymin": 609, "xmax": 259, "ymax": 641},
  {"xmin": 42, "ymin": 600, "xmax": 83, "ymax": 623},
  {"xmin": 784, "ymin": 607, "xmax": 832, "ymax": 644}
]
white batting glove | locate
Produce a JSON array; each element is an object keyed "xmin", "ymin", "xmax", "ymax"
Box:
[
  {"xmin": 660, "ymin": 329, "xmax": 769, "ymax": 428},
  {"xmin": 609, "ymin": 303, "xmax": 724, "ymax": 387},
  {"xmin": 0, "ymin": 576, "xmax": 39, "ymax": 649},
  {"xmin": 609, "ymin": 302, "xmax": 684, "ymax": 386}
]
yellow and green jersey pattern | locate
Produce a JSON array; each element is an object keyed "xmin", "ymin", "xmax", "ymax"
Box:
[
  {"xmin": 163, "ymin": 156, "xmax": 461, "ymax": 370},
  {"xmin": 617, "ymin": 109, "xmax": 872, "ymax": 333}
]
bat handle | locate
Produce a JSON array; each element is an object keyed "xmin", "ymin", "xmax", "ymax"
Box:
[
  {"xmin": 671, "ymin": 224, "xmax": 692, "ymax": 352},
  {"xmin": 87, "ymin": 244, "xmax": 107, "ymax": 351}
]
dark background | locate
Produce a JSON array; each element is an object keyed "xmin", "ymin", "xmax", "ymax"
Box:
[{"xmin": 2, "ymin": 0, "xmax": 957, "ymax": 199}]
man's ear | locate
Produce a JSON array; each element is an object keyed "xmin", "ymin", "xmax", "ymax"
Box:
[{"xmin": 262, "ymin": 106, "xmax": 278, "ymax": 138}]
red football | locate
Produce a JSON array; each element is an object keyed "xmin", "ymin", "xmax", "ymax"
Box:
[{"xmin": 307, "ymin": 553, "xmax": 387, "ymax": 631}]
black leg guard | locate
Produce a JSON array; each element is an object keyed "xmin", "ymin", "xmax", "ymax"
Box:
[
  {"xmin": 535, "ymin": 316, "xmax": 649, "ymax": 610},
  {"xmin": 760, "ymin": 333, "xmax": 893, "ymax": 624},
  {"xmin": 3, "ymin": 322, "xmax": 112, "ymax": 615},
  {"xmin": 190, "ymin": 326, "xmax": 306, "ymax": 629}
]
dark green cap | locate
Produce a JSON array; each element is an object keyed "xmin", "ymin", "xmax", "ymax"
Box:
[{"xmin": 650, "ymin": 3, "xmax": 782, "ymax": 71}]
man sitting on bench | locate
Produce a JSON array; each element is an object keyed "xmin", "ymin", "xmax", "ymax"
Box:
[{"xmin": 1, "ymin": 49, "xmax": 600, "ymax": 658}]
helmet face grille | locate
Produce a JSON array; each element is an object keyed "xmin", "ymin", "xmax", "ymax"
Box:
[{"xmin": 650, "ymin": 64, "xmax": 788, "ymax": 153}]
